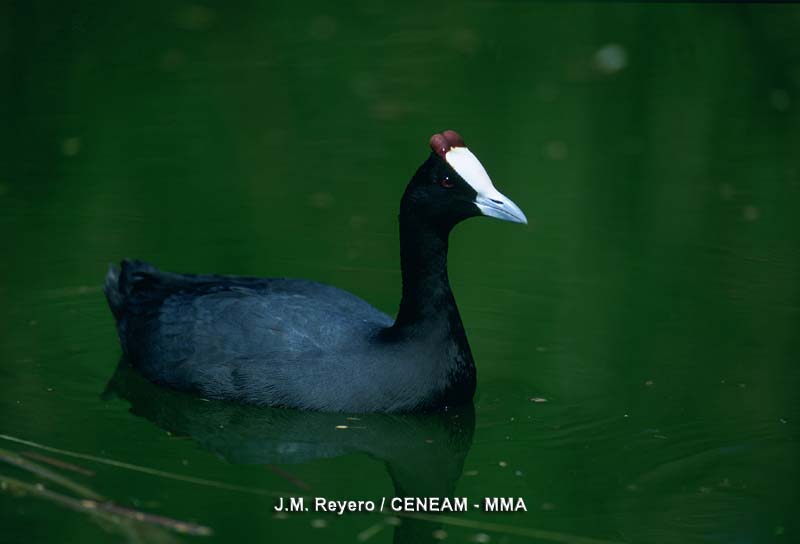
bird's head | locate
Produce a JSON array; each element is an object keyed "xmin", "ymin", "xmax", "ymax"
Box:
[{"xmin": 401, "ymin": 130, "xmax": 528, "ymax": 230}]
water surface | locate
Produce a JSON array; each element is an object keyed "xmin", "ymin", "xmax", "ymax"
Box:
[{"xmin": 2, "ymin": 2, "xmax": 799, "ymax": 543}]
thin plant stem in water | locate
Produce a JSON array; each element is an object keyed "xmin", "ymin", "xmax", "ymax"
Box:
[
  {"xmin": 0, "ymin": 473, "xmax": 212, "ymax": 536},
  {"xmin": 21, "ymin": 450, "xmax": 96, "ymax": 476},
  {"xmin": 0, "ymin": 434, "xmax": 283, "ymax": 497},
  {"xmin": 0, "ymin": 448, "xmax": 102, "ymax": 500}
]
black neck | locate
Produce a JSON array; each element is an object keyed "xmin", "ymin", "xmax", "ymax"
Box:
[
  {"xmin": 390, "ymin": 209, "xmax": 476, "ymax": 401},
  {"xmin": 393, "ymin": 212, "xmax": 458, "ymax": 329}
]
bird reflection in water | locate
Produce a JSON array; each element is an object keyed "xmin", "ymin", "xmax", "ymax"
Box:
[{"xmin": 104, "ymin": 360, "xmax": 475, "ymax": 543}]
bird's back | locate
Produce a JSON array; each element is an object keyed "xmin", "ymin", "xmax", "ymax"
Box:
[{"xmin": 105, "ymin": 260, "xmax": 395, "ymax": 409}]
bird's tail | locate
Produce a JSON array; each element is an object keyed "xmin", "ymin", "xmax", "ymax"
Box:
[
  {"xmin": 104, "ymin": 259, "xmax": 159, "ymax": 321},
  {"xmin": 104, "ymin": 263, "xmax": 125, "ymax": 321}
]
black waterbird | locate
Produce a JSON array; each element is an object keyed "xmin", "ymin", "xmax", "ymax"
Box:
[{"xmin": 105, "ymin": 130, "xmax": 527, "ymax": 413}]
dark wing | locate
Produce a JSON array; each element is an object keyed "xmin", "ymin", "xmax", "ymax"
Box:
[{"xmin": 106, "ymin": 260, "xmax": 394, "ymax": 408}]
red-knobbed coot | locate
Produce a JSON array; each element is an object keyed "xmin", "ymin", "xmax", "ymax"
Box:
[{"xmin": 105, "ymin": 130, "xmax": 527, "ymax": 413}]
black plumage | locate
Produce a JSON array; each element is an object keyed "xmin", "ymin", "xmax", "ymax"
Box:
[{"xmin": 105, "ymin": 130, "xmax": 526, "ymax": 413}]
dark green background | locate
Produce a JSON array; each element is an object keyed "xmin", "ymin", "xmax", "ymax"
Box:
[{"xmin": 1, "ymin": 2, "xmax": 798, "ymax": 543}]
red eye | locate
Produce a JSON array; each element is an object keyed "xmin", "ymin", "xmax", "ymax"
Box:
[{"xmin": 439, "ymin": 177, "xmax": 454, "ymax": 188}]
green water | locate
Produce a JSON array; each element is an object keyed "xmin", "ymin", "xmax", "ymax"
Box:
[{"xmin": 2, "ymin": 2, "xmax": 799, "ymax": 543}]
